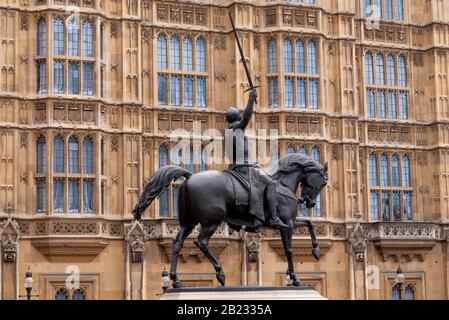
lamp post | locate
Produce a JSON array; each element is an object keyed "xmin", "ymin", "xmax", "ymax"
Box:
[
  {"xmin": 161, "ymin": 266, "xmax": 170, "ymax": 294},
  {"xmin": 394, "ymin": 266, "xmax": 405, "ymax": 300},
  {"xmin": 24, "ymin": 267, "xmax": 34, "ymax": 301}
]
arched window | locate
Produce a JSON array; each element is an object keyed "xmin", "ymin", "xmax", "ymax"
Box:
[
  {"xmin": 68, "ymin": 62, "xmax": 79, "ymax": 94},
  {"xmin": 37, "ymin": 61, "xmax": 47, "ymax": 94},
  {"xmin": 369, "ymin": 154, "xmax": 378, "ymax": 186},
  {"xmin": 37, "ymin": 19, "xmax": 46, "ymax": 55},
  {"xmin": 404, "ymin": 191, "xmax": 412, "ymax": 220},
  {"xmin": 37, "ymin": 19, "xmax": 47, "ymax": 56},
  {"xmin": 37, "ymin": 137, "xmax": 46, "ymax": 174},
  {"xmin": 196, "ymin": 37, "xmax": 206, "ymax": 72},
  {"xmin": 158, "ymin": 74, "xmax": 168, "ymax": 105},
  {"xmin": 384, "ymin": 0, "xmax": 393, "ymax": 20},
  {"xmin": 268, "ymin": 40, "xmax": 277, "ymax": 73},
  {"xmin": 157, "ymin": 34, "xmax": 167, "ymax": 70},
  {"xmin": 68, "ymin": 18, "xmax": 79, "ymax": 56},
  {"xmin": 197, "ymin": 77, "xmax": 207, "ymax": 107},
  {"xmin": 171, "ymin": 75, "xmax": 181, "ymax": 106},
  {"xmin": 72, "ymin": 289, "xmax": 86, "ymax": 300},
  {"xmin": 391, "ymin": 154, "xmax": 400, "ymax": 186},
  {"xmin": 388, "ymin": 91, "xmax": 397, "ymax": 118},
  {"xmin": 83, "ymin": 138, "xmax": 93, "ymax": 174},
  {"xmin": 55, "ymin": 288, "xmax": 69, "ymax": 300},
  {"xmin": 284, "ymin": 39, "xmax": 293, "ymax": 73},
  {"xmin": 83, "ymin": 179, "xmax": 93, "ymax": 213},
  {"xmin": 184, "ymin": 76, "xmax": 194, "ymax": 107},
  {"xmin": 184, "ymin": 147, "xmax": 194, "ymax": 173},
  {"xmin": 387, "ymin": 54, "xmax": 396, "ymax": 85},
  {"xmin": 287, "ymin": 145, "xmax": 295, "ymax": 154},
  {"xmin": 68, "ymin": 136, "xmax": 79, "ymax": 173},
  {"xmin": 170, "ymin": 36, "xmax": 180, "ymax": 71},
  {"xmin": 53, "ymin": 18, "xmax": 64, "ymax": 55},
  {"xmin": 391, "ymin": 285, "xmax": 400, "ymax": 300},
  {"xmin": 82, "ymin": 21, "xmax": 94, "ymax": 57},
  {"xmin": 183, "ymin": 37, "xmax": 193, "ymax": 72},
  {"xmin": 296, "ymin": 40, "xmax": 305, "ymax": 73},
  {"xmin": 370, "ymin": 191, "xmax": 379, "ymax": 220},
  {"xmin": 159, "ymin": 145, "xmax": 169, "ymax": 217},
  {"xmin": 380, "ymin": 154, "xmax": 388, "ymax": 186},
  {"xmin": 398, "ymin": 56, "xmax": 407, "ymax": 87},
  {"xmin": 365, "ymin": 53, "xmax": 374, "ymax": 85},
  {"xmin": 396, "ymin": 0, "xmax": 404, "ymax": 21},
  {"xmin": 402, "ymin": 155, "xmax": 410, "ymax": 187},
  {"xmin": 68, "ymin": 179, "xmax": 79, "ymax": 213},
  {"xmin": 298, "ymin": 146, "xmax": 307, "ymax": 155},
  {"xmin": 376, "ymin": 54, "xmax": 385, "ymax": 85},
  {"xmin": 199, "ymin": 146, "xmax": 208, "ymax": 172},
  {"xmin": 311, "ymin": 147, "xmax": 320, "ymax": 161},
  {"xmin": 405, "ymin": 284, "xmax": 415, "ymax": 300},
  {"xmin": 268, "ymin": 78, "xmax": 278, "ymax": 108},
  {"xmin": 307, "ymin": 41, "xmax": 317, "ymax": 74},
  {"xmin": 53, "ymin": 136, "xmax": 64, "ymax": 173}
]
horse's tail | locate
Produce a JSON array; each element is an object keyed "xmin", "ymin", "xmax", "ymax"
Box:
[{"xmin": 132, "ymin": 165, "xmax": 192, "ymax": 221}]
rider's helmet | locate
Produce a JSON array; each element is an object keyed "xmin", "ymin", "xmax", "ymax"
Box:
[{"xmin": 225, "ymin": 107, "xmax": 241, "ymax": 123}]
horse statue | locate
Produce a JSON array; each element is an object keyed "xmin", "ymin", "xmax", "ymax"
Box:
[{"xmin": 132, "ymin": 153, "xmax": 328, "ymax": 288}]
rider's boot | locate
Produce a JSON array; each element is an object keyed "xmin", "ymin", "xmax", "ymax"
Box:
[{"xmin": 265, "ymin": 188, "xmax": 289, "ymax": 229}]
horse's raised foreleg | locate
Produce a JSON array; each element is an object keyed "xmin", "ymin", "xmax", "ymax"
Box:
[
  {"xmin": 280, "ymin": 227, "xmax": 303, "ymax": 286},
  {"xmin": 294, "ymin": 219, "xmax": 320, "ymax": 260},
  {"xmin": 170, "ymin": 223, "xmax": 196, "ymax": 288},
  {"xmin": 194, "ymin": 223, "xmax": 225, "ymax": 286}
]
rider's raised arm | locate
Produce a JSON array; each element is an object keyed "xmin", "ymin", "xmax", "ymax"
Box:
[{"xmin": 238, "ymin": 89, "xmax": 257, "ymax": 130}]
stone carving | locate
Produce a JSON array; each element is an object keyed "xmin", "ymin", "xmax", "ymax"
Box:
[
  {"xmin": 20, "ymin": 14, "xmax": 28, "ymax": 30},
  {"xmin": 125, "ymin": 221, "xmax": 148, "ymax": 263},
  {"xmin": 213, "ymin": 34, "xmax": 226, "ymax": 51},
  {"xmin": 244, "ymin": 233, "xmax": 262, "ymax": 263},
  {"xmin": 52, "ymin": 221, "xmax": 97, "ymax": 235},
  {"xmin": 20, "ymin": 132, "xmax": 28, "ymax": 148},
  {"xmin": 2, "ymin": 235, "xmax": 17, "ymax": 263}
]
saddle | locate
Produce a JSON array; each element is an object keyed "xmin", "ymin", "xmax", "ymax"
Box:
[{"xmin": 224, "ymin": 169, "xmax": 250, "ymax": 206}]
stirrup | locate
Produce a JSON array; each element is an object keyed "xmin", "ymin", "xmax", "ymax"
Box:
[{"xmin": 268, "ymin": 218, "xmax": 289, "ymax": 229}]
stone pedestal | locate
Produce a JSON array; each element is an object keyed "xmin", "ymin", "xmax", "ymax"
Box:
[{"xmin": 159, "ymin": 286, "xmax": 327, "ymax": 300}]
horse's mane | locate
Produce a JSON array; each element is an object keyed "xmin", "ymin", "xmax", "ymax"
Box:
[{"xmin": 268, "ymin": 153, "xmax": 326, "ymax": 181}]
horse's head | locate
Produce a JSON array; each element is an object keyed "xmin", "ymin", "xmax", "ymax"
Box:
[{"xmin": 299, "ymin": 163, "xmax": 328, "ymax": 208}]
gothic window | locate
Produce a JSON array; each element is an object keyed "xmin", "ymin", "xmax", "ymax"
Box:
[
  {"xmin": 307, "ymin": 41, "xmax": 317, "ymax": 74},
  {"xmin": 170, "ymin": 36, "xmax": 181, "ymax": 71},
  {"xmin": 183, "ymin": 37, "xmax": 193, "ymax": 72},
  {"xmin": 365, "ymin": 53, "xmax": 374, "ymax": 85},
  {"xmin": 82, "ymin": 63, "xmax": 94, "ymax": 95},
  {"xmin": 391, "ymin": 285, "xmax": 400, "ymax": 300},
  {"xmin": 55, "ymin": 288, "xmax": 69, "ymax": 300},
  {"xmin": 365, "ymin": 52, "xmax": 409, "ymax": 119},
  {"xmin": 297, "ymin": 79, "xmax": 306, "ymax": 108},
  {"xmin": 296, "ymin": 41, "xmax": 305, "ymax": 73},
  {"xmin": 287, "ymin": 145, "xmax": 295, "ymax": 154},
  {"xmin": 83, "ymin": 180, "xmax": 93, "ymax": 213},
  {"xmin": 68, "ymin": 136, "xmax": 79, "ymax": 174},
  {"xmin": 68, "ymin": 62, "xmax": 80, "ymax": 94},
  {"xmin": 391, "ymin": 284, "xmax": 415, "ymax": 300},
  {"xmin": 157, "ymin": 34, "xmax": 167, "ymax": 70},
  {"xmin": 82, "ymin": 21, "xmax": 93, "ymax": 57},
  {"xmin": 37, "ymin": 19, "xmax": 47, "ymax": 55},
  {"xmin": 157, "ymin": 34, "xmax": 208, "ymax": 108},
  {"xmin": 369, "ymin": 154, "xmax": 378, "ymax": 186},
  {"xmin": 196, "ymin": 37, "xmax": 206, "ymax": 72},
  {"xmin": 387, "ymin": 55, "xmax": 396, "ymax": 85},
  {"xmin": 311, "ymin": 147, "xmax": 321, "ymax": 217},
  {"xmin": 68, "ymin": 179, "xmax": 79, "ymax": 213},
  {"xmin": 284, "ymin": 39, "xmax": 293, "ymax": 73},
  {"xmin": 309, "ymin": 80, "xmax": 318, "ymax": 109},
  {"xmin": 53, "ymin": 136, "xmax": 64, "ymax": 173},
  {"xmin": 53, "ymin": 179, "xmax": 64, "ymax": 213},
  {"xmin": 37, "ymin": 180, "xmax": 46, "ymax": 213},
  {"xmin": 72, "ymin": 289, "xmax": 86, "ymax": 300},
  {"xmin": 376, "ymin": 54, "xmax": 385, "ymax": 85},
  {"xmin": 83, "ymin": 137, "xmax": 93, "ymax": 174},
  {"xmin": 68, "ymin": 18, "xmax": 79, "ymax": 56},
  {"xmin": 285, "ymin": 77, "xmax": 294, "ymax": 108},
  {"xmin": 159, "ymin": 145, "xmax": 169, "ymax": 217},
  {"xmin": 369, "ymin": 153, "xmax": 413, "ymax": 221},
  {"xmin": 362, "ymin": 0, "xmax": 404, "ymax": 21},
  {"xmin": 384, "ymin": 0, "xmax": 393, "ymax": 19},
  {"xmin": 54, "ymin": 61, "xmax": 65, "ymax": 93},
  {"xmin": 405, "ymin": 284, "xmax": 415, "ymax": 300},
  {"xmin": 37, "ymin": 137, "xmax": 46, "ymax": 174},
  {"xmin": 396, "ymin": 0, "xmax": 404, "ymax": 21},
  {"xmin": 199, "ymin": 146, "xmax": 208, "ymax": 172},
  {"xmin": 37, "ymin": 61, "xmax": 46, "ymax": 94},
  {"xmin": 53, "ymin": 18, "xmax": 64, "ymax": 55},
  {"xmin": 268, "ymin": 77, "xmax": 278, "ymax": 108},
  {"xmin": 268, "ymin": 40, "xmax": 277, "ymax": 73}
]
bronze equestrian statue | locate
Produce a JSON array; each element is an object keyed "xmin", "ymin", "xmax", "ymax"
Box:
[{"xmin": 131, "ymin": 12, "xmax": 328, "ymax": 289}]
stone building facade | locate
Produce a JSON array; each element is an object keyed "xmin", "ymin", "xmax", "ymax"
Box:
[{"xmin": 0, "ymin": 0, "xmax": 449, "ymax": 300}]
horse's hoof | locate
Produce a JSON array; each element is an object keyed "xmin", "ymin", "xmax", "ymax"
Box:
[
  {"xmin": 312, "ymin": 247, "xmax": 320, "ymax": 260},
  {"xmin": 292, "ymin": 279, "xmax": 303, "ymax": 287},
  {"xmin": 172, "ymin": 281, "xmax": 182, "ymax": 289},
  {"xmin": 217, "ymin": 270, "xmax": 226, "ymax": 286}
]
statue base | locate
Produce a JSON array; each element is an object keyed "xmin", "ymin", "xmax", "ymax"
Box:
[{"xmin": 159, "ymin": 286, "xmax": 327, "ymax": 300}]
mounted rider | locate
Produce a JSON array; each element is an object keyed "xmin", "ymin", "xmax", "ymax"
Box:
[{"xmin": 224, "ymin": 89, "xmax": 288, "ymax": 229}]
